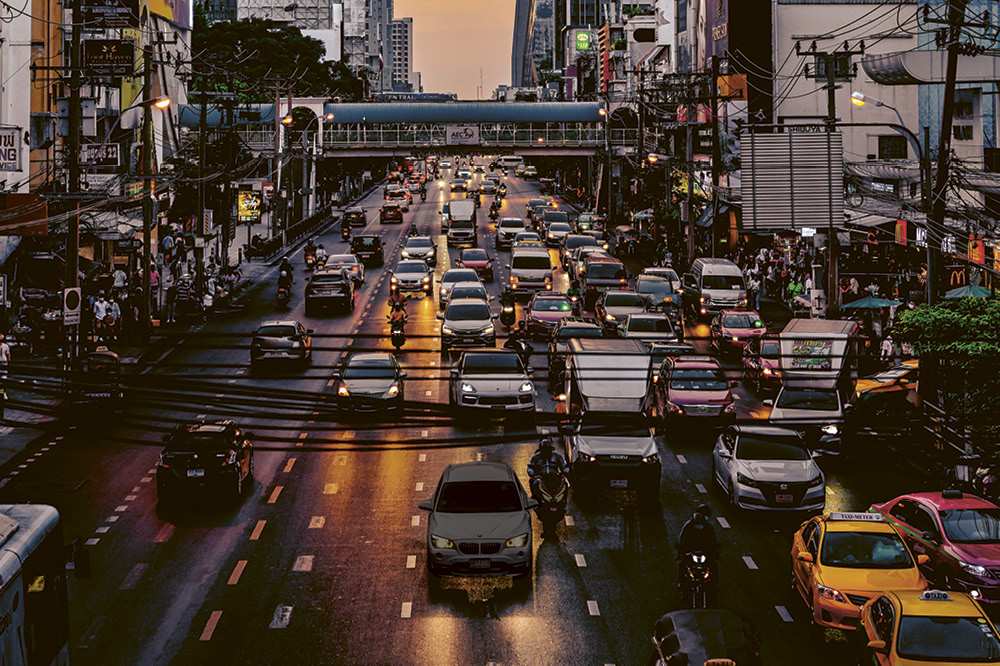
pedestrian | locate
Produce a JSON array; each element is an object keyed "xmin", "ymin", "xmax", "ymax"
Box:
[
  {"xmin": 747, "ymin": 274, "xmax": 761, "ymax": 311},
  {"xmin": 849, "ymin": 276, "xmax": 860, "ymax": 296},
  {"xmin": 880, "ymin": 334, "xmax": 896, "ymax": 364},
  {"xmin": 165, "ymin": 283, "xmax": 178, "ymax": 324},
  {"xmin": 0, "ymin": 334, "xmax": 10, "ymax": 380},
  {"xmin": 107, "ymin": 299, "xmax": 121, "ymax": 341},
  {"xmin": 93, "ymin": 294, "xmax": 108, "ymax": 341}
]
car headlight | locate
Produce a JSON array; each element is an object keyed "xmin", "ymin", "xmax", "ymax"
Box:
[
  {"xmin": 605, "ymin": 313, "xmax": 615, "ymax": 321},
  {"xmin": 817, "ymin": 584, "xmax": 848, "ymax": 604},
  {"xmin": 961, "ymin": 562, "xmax": 993, "ymax": 579},
  {"xmin": 736, "ymin": 472, "xmax": 758, "ymax": 488},
  {"xmin": 387, "ymin": 385, "xmax": 400, "ymax": 397},
  {"xmin": 505, "ymin": 533, "xmax": 529, "ymax": 548},
  {"xmin": 602, "ymin": 243, "xmax": 609, "ymax": 249},
  {"xmin": 291, "ymin": 341, "xmax": 301, "ymax": 347},
  {"xmin": 401, "ymin": 250, "xmax": 410, "ymax": 257},
  {"xmin": 483, "ymin": 324, "xmax": 495, "ymax": 335},
  {"xmin": 762, "ymin": 367, "xmax": 774, "ymax": 376},
  {"xmin": 577, "ymin": 452, "xmax": 597, "ymax": 462},
  {"xmin": 642, "ymin": 453, "xmax": 659, "ymax": 464},
  {"xmin": 518, "ymin": 381, "xmax": 533, "ymax": 393},
  {"xmin": 390, "ymin": 276, "xmax": 398, "ymax": 284},
  {"xmin": 461, "ymin": 382, "xmax": 477, "ymax": 393},
  {"xmin": 731, "ymin": 336, "xmax": 740, "ymax": 342},
  {"xmin": 441, "ymin": 326, "xmax": 455, "ymax": 335},
  {"xmin": 821, "ymin": 424, "xmax": 840, "ymax": 436},
  {"xmin": 809, "ymin": 475, "xmax": 824, "ymax": 487},
  {"xmin": 431, "ymin": 535, "xmax": 455, "ymax": 550},
  {"xmin": 337, "ymin": 386, "xmax": 350, "ymax": 397}
]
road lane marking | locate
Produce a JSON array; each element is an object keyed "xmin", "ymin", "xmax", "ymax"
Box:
[
  {"xmin": 676, "ymin": 454, "xmax": 687, "ymax": 464},
  {"xmin": 324, "ymin": 483, "xmax": 339, "ymax": 494},
  {"xmin": 406, "ymin": 555, "xmax": 416, "ymax": 569},
  {"xmin": 131, "ymin": 486, "xmax": 141, "ymax": 493},
  {"xmin": 565, "ymin": 515, "xmax": 575, "ymax": 526},
  {"xmin": 228, "ymin": 379, "xmax": 237, "ymax": 383},
  {"xmin": 775, "ymin": 605, "xmax": 794, "ymax": 623},
  {"xmin": 106, "ymin": 515, "xmax": 119, "ymax": 523},
  {"xmin": 154, "ymin": 524, "xmax": 174, "ymax": 543},
  {"xmin": 269, "ymin": 605, "xmax": 293, "ymax": 629},
  {"xmin": 418, "ymin": 454, "xmax": 427, "ymax": 462},
  {"xmin": 421, "ymin": 430, "xmax": 428, "ymax": 437},
  {"xmin": 293, "ymin": 555, "xmax": 314, "ymax": 572},
  {"xmin": 411, "ymin": 515, "xmax": 420, "ymax": 526},
  {"xmin": 120, "ymin": 563, "xmax": 148, "ymax": 590},
  {"xmin": 717, "ymin": 517, "xmax": 731, "ymax": 529},
  {"xmin": 343, "ymin": 431, "xmax": 355, "ymax": 439},
  {"xmin": 415, "ymin": 482, "xmax": 424, "ymax": 492},
  {"xmin": 250, "ymin": 520, "xmax": 266, "ymax": 541},
  {"xmin": 17, "ymin": 465, "xmax": 26, "ymax": 469},
  {"xmin": 228, "ymin": 560, "xmax": 248, "ymax": 585},
  {"xmin": 327, "ymin": 379, "xmax": 335, "ymax": 387},
  {"xmin": 333, "ymin": 454, "xmax": 347, "ymax": 466},
  {"xmin": 85, "ymin": 538, "xmax": 100, "ymax": 546},
  {"xmin": 743, "ymin": 556, "xmax": 759, "ymax": 570},
  {"xmin": 196, "ymin": 414, "xmax": 207, "ymax": 419},
  {"xmin": 401, "ymin": 602, "xmax": 413, "ymax": 618},
  {"xmin": 96, "ymin": 526, "xmax": 110, "ymax": 534},
  {"xmin": 268, "ymin": 486, "xmax": 283, "ymax": 504},
  {"xmin": 575, "ymin": 554, "xmax": 587, "ymax": 567},
  {"xmin": 309, "ymin": 516, "xmax": 325, "ymax": 529},
  {"xmin": 695, "ymin": 484, "xmax": 707, "ymax": 494},
  {"xmin": 125, "ymin": 495, "xmax": 137, "ymax": 501},
  {"xmin": 283, "ymin": 458, "xmax": 296, "ymax": 473},
  {"xmin": 215, "ymin": 393, "xmax": 224, "ymax": 398},
  {"xmin": 114, "ymin": 505, "xmax": 128, "ymax": 512},
  {"xmin": 299, "ymin": 432, "xmax": 308, "ymax": 440},
  {"xmin": 587, "ymin": 600, "xmax": 600, "ymax": 616},
  {"xmin": 79, "ymin": 616, "xmax": 106, "ymax": 649}
]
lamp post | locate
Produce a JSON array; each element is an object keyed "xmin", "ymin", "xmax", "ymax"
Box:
[
  {"xmin": 138, "ymin": 94, "xmax": 171, "ymax": 334},
  {"xmin": 281, "ymin": 111, "xmax": 334, "ymax": 224},
  {"xmin": 850, "ymin": 91, "xmax": 934, "ymax": 304},
  {"xmin": 599, "ymin": 106, "xmax": 608, "ymax": 216}
]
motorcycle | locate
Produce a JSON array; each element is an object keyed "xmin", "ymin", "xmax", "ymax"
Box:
[
  {"xmin": 500, "ymin": 304, "xmax": 516, "ymax": 327},
  {"xmin": 679, "ymin": 551, "xmax": 715, "ymax": 608},
  {"xmin": 503, "ymin": 337, "xmax": 531, "ymax": 368},
  {"xmin": 315, "ymin": 255, "xmax": 327, "ymax": 271},
  {"xmin": 489, "ymin": 208, "xmax": 499, "ymax": 223},
  {"xmin": 389, "ymin": 317, "xmax": 406, "ymax": 350},
  {"xmin": 341, "ymin": 224, "xmax": 351, "ymax": 242},
  {"xmin": 277, "ymin": 285, "xmax": 290, "ymax": 307},
  {"xmin": 304, "ymin": 253, "xmax": 316, "ymax": 270},
  {"xmin": 974, "ymin": 464, "xmax": 1000, "ymax": 502},
  {"xmin": 420, "ymin": 190, "xmax": 427, "ymax": 202},
  {"xmin": 568, "ymin": 293, "xmax": 581, "ymax": 316},
  {"xmin": 530, "ymin": 468, "xmax": 569, "ymax": 536}
]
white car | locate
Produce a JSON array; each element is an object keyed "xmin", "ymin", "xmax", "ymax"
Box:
[
  {"xmin": 448, "ymin": 349, "xmax": 534, "ymax": 411},
  {"xmin": 711, "ymin": 425, "xmax": 825, "ymax": 512}
]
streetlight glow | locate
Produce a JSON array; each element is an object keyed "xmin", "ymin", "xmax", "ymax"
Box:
[
  {"xmin": 153, "ymin": 97, "xmax": 171, "ymax": 109},
  {"xmin": 850, "ymin": 91, "xmax": 867, "ymax": 107},
  {"xmin": 325, "ymin": 113, "xmax": 335, "ymax": 120},
  {"xmin": 282, "ymin": 115, "xmax": 294, "ymax": 125}
]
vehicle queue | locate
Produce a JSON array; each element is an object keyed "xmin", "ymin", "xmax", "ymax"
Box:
[{"xmin": 155, "ymin": 154, "xmax": 1000, "ymax": 666}]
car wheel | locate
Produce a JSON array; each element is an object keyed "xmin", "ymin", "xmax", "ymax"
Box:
[
  {"xmin": 234, "ymin": 469, "xmax": 244, "ymax": 499},
  {"xmin": 247, "ymin": 455, "xmax": 255, "ymax": 483}
]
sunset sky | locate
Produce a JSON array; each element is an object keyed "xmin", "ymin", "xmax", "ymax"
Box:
[{"xmin": 393, "ymin": 0, "xmax": 516, "ymax": 100}]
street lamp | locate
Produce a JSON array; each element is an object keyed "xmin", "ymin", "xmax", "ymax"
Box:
[
  {"xmin": 851, "ymin": 91, "xmax": 906, "ymax": 129},
  {"xmin": 138, "ymin": 95, "xmax": 172, "ymax": 334}
]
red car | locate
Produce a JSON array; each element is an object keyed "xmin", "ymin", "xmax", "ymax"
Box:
[
  {"xmin": 525, "ymin": 293, "xmax": 574, "ymax": 340},
  {"xmin": 379, "ymin": 203, "xmax": 404, "ymax": 224},
  {"xmin": 455, "ymin": 248, "xmax": 495, "ymax": 282},
  {"xmin": 742, "ymin": 336, "xmax": 781, "ymax": 394},
  {"xmin": 871, "ymin": 489, "xmax": 1000, "ymax": 604},
  {"xmin": 651, "ymin": 356, "xmax": 736, "ymax": 424},
  {"xmin": 709, "ymin": 310, "xmax": 766, "ymax": 355}
]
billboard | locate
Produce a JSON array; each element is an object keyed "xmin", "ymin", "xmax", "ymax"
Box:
[
  {"xmin": 446, "ymin": 125, "xmax": 480, "ymax": 145},
  {"xmin": 83, "ymin": 39, "xmax": 135, "ymax": 76},
  {"xmin": 575, "ymin": 30, "xmax": 591, "ymax": 51},
  {"xmin": 147, "ymin": 0, "xmax": 192, "ymax": 30},
  {"xmin": 0, "ymin": 129, "xmax": 21, "ymax": 172},
  {"xmin": 82, "ymin": 0, "xmax": 139, "ymax": 27},
  {"xmin": 238, "ymin": 190, "xmax": 262, "ymax": 223}
]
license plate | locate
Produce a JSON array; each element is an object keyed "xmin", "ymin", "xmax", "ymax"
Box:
[
  {"xmin": 187, "ymin": 469, "xmax": 205, "ymax": 478},
  {"xmin": 610, "ymin": 479, "xmax": 628, "ymax": 488},
  {"xmin": 775, "ymin": 494, "xmax": 793, "ymax": 503},
  {"xmin": 470, "ymin": 558, "xmax": 490, "ymax": 569},
  {"xmin": 491, "ymin": 405, "xmax": 506, "ymax": 410}
]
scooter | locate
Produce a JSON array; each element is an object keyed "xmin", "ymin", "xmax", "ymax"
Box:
[
  {"xmin": 389, "ymin": 317, "xmax": 406, "ymax": 350},
  {"xmin": 568, "ymin": 293, "xmax": 581, "ymax": 316},
  {"xmin": 420, "ymin": 190, "xmax": 427, "ymax": 202},
  {"xmin": 315, "ymin": 255, "xmax": 327, "ymax": 271},
  {"xmin": 530, "ymin": 468, "xmax": 569, "ymax": 537},
  {"xmin": 277, "ymin": 285, "xmax": 290, "ymax": 307},
  {"xmin": 304, "ymin": 253, "xmax": 316, "ymax": 270},
  {"xmin": 499, "ymin": 304, "xmax": 516, "ymax": 328},
  {"xmin": 503, "ymin": 337, "xmax": 531, "ymax": 368},
  {"xmin": 679, "ymin": 551, "xmax": 715, "ymax": 609},
  {"xmin": 341, "ymin": 224, "xmax": 351, "ymax": 242}
]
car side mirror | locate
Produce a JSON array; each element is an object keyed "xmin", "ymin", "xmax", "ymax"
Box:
[
  {"xmin": 330, "ymin": 371, "xmax": 341, "ymax": 379},
  {"xmin": 418, "ymin": 500, "xmax": 433, "ymax": 511},
  {"xmin": 917, "ymin": 554, "xmax": 930, "ymax": 566},
  {"xmin": 449, "ymin": 368, "xmax": 459, "ymax": 378},
  {"xmin": 867, "ymin": 640, "xmax": 888, "ymax": 655},
  {"xmin": 526, "ymin": 498, "xmax": 539, "ymax": 510},
  {"xmin": 921, "ymin": 530, "xmax": 939, "ymax": 543},
  {"xmin": 796, "ymin": 552, "xmax": 814, "ymax": 564},
  {"xmin": 505, "ymin": 264, "xmax": 511, "ymax": 270},
  {"xmin": 398, "ymin": 371, "xmax": 408, "ymax": 378},
  {"xmin": 436, "ymin": 314, "xmax": 444, "ymax": 320},
  {"xmin": 763, "ymin": 399, "xmax": 773, "ymax": 407}
]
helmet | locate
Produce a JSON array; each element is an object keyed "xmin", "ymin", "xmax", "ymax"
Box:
[
  {"xmin": 697, "ymin": 503, "xmax": 712, "ymax": 518},
  {"xmin": 517, "ymin": 320, "xmax": 526, "ymax": 329},
  {"xmin": 539, "ymin": 437, "xmax": 553, "ymax": 453},
  {"xmin": 691, "ymin": 512, "xmax": 707, "ymax": 525}
]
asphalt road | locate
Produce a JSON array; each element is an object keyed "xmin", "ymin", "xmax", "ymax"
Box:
[{"xmin": 0, "ymin": 168, "xmax": 930, "ymax": 666}]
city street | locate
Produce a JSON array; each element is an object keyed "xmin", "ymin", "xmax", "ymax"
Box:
[{"xmin": 0, "ymin": 170, "xmax": 932, "ymax": 666}]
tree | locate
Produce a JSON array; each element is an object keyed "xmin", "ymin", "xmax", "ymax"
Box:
[
  {"xmin": 892, "ymin": 298, "xmax": 1000, "ymax": 455},
  {"xmin": 191, "ymin": 8, "xmax": 364, "ymax": 103}
]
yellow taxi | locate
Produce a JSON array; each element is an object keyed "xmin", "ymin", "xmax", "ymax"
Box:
[
  {"xmin": 857, "ymin": 589, "xmax": 1000, "ymax": 664},
  {"xmin": 854, "ymin": 360, "xmax": 919, "ymax": 400},
  {"xmin": 791, "ymin": 512, "xmax": 928, "ymax": 632}
]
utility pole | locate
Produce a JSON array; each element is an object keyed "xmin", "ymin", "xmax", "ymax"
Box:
[
  {"xmin": 710, "ymin": 55, "xmax": 720, "ymax": 257},
  {"xmin": 66, "ymin": 0, "xmax": 83, "ymax": 364},
  {"xmin": 141, "ymin": 28, "xmax": 154, "ymax": 334}
]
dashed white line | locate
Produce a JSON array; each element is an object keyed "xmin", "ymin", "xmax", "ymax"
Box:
[
  {"xmin": 40, "ymin": 447, "xmax": 50, "ymax": 452},
  {"xmin": 267, "ymin": 486, "xmax": 283, "ymax": 504},
  {"xmin": 228, "ymin": 379, "xmax": 237, "ymax": 384},
  {"xmin": 141, "ymin": 477, "xmax": 152, "ymax": 483},
  {"xmin": 415, "ymin": 482, "xmax": 424, "ymax": 492},
  {"xmin": 587, "ymin": 600, "xmax": 600, "ymax": 616},
  {"xmin": 283, "ymin": 458, "xmax": 296, "ymax": 473},
  {"xmin": 114, "ymin": 505, "xmax": 128, "ymax": 512},
  {"xmin": 196, "ymin": 414, "xmax": 207, "ymax": 419},
  {"xmin": 154, "ymin": 524, "xmax": 174, "ymax": 543},
  {"xmin": 309, "ymin": 516, "xmax": 326, "ymax": 529},
  {"xmin": 418, "ymin": 453, "xmax": 427, "ymax": 462},
  {"xmin": 424, "ymin": 390, "xmax": 432, "ymax": 396},
  {"xmin": 775, "ymin": 605, "xmax": 794, "ymax": 622},
  {"xmin": 200, "ymin": 611, "xmax": 224, "ymax": 640},
  {"xmin": 411, "ymin": 515, "xmax": 420, "ymax": 526},
  {"xmin": 292, "ymin": 555, "xmax": 315, "ymax": 572},
  {"xmin": 565, "ymin": 515, "xmax": 575, "ymax": 526},
  {"xmin": 676, "ymin": 454, "xmax": 687, "ymax": 464},
  {"xmin": 125, "ymin": 495, "xmax": 137, "ymax": 501},
  {"xmin": 406, "ymin": 555, "xmax": 417, "ymax": 569},
  {"xmin": 743, "ymin": 555, "xmax": 759, "ymax": 570},
  {"xmin": 324, "ymin": 483, "xmax": 339, "ymax": 495},
  {"xmin": 228, "ymin": 560, "xmax": 248, "ymax": 585},
  {"xmin": 401, "ymin": 602, "xmax": 413, "ymax": 619},
  {"xmin": 96, "ymin": 526, "xmax": 110, "ymax": 534},
  {"xmin": 131, "ymin": 486, "xmax": 141, "ymax": 493},
  {"xmin": 421, "ymin": 430, "xmax": 428, "ymax": 437},
  {"xmin": 695, "ymin": 483, "xmax": 707, "ymax": 494},
  {"xmin": 17, "ymin": 465, "xmax": 26, "ymax": 469},
  {"xmin": 106, "ymin": 516, "xmax": 119, "ymax": 523},
  {"xmin": 85, "ymin": 538, "xmax": 100, "ymax": 546},
  {"xmin": 120, "ymin": 563, "xmax": 148, "ymax": 590},
  {"xmin": 250, "ymin": 520, "xmax": 267, "ymax": 541},
  {"xmin": 575, "ymin": 554, "xmax": 587, "ymax": 567},
  {"xmin": 717, "ymin": 517, "xmax": 731, "ymax": 529}
]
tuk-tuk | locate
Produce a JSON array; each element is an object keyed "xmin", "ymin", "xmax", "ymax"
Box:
[
  {"xmin": 538, "ymin": 177, "xmax": 556, "ymax": 194},
  {"xmin": 612, "ymin": 225, "xmax": 640, "ymax": 255},
  {"xmin": 651, "ymin": 609, "xmax": 761, "ymax": 666},
  {"xmin": 74, "ymin": 347, "xmax": 123, "ymax": 410},
  {"xmin": 575, "ymin": 213, "xmax": 606, "ymax": 239}
]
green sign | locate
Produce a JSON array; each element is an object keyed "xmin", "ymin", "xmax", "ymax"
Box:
[{"xmin": 576, "ymin": 30, "xmax": 591, "ymax": 51}]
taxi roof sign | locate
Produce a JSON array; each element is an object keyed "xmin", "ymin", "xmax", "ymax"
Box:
[
  {"xmin": 919, "ymin": 590, "xmax": 953, "ymax": 601},
  {"xmin": 828, "ymin": 512, "xmax": 885, "ymax": 522}
]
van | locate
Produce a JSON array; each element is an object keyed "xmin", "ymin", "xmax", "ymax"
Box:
[
  {"xmin": 681, "ymin": 257, "xmax": 747, "ymax": 319},
  {"xmin": 498, "ymin": 155, "xmax": 523, "ymax": 168},
  {"xmin": 446, "ymin": 200, "xmax": 477, "ymax": 247},
  {"xmin": 506, "ymin": 248, "xmax": 553, "ymax": 295},
  {"xmin": 580, "ymin": 254, "xmax": 628, "ymax": 307}
]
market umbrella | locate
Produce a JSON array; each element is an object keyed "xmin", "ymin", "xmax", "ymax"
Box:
[
  {"xmin": 841, "ymin": 296, "xmax": 902, "ymax": 309},
  {"xmin": 943, "ymin": 284, "xmax": 993, "ymax": 299}
]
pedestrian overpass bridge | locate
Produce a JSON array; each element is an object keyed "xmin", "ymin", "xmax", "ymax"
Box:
[{"xmin": 178, "ymin": 100, "xmax": 638, "ymax": 157}]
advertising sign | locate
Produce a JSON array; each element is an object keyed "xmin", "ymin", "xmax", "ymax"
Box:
[
  {"xmin": 0, "ymin": 129, "xmax": 20, "ymax": 172},
  {"xmin": 148, "ymin": 0, "xmax": 192, "ymax": 30},
  {"xmin": 238, "ymin": 190, "xmax": 262, "ymax": 222},
  {"xmin": 575, "ymin": 30, "xmax": 591, "ymax": 51},
  {"xmin": 445, "ymin": 125, "xmax": 480, "ymax": 146},
  {"xmin": 82, "ymin": 0, "xmax": 138, "ymax": 27},
  {"xmin": 790, "ymin": 339, "xmax": 833, "ymax": 371},
  {"xmin": 83, "ymin": 143, "xmax": 120, "ymax": 167},
  {"xmin": 83, "ymin": 40, "xmax": 134, "ymax": 76}
]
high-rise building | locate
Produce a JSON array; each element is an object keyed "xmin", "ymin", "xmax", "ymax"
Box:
[
  {"xmin": 391, "ymin": 17, "xmax": 420, "ymax": 92},
  {"xmin": 512, "ymin": 0, "xmax": 537, "ymax": 86},
  {"xmin": 236, "ymin": 0, "xmax": 338, "ymax": 29},
  {"xmin": 342, "ymin": 0, "xmax": 369, "ymax": 73}
]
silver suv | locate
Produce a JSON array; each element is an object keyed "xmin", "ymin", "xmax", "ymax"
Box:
[
  {"xmin": 419, "ymin": 462, "xmax": 536, "ymax": 579},
  {"xmin": 506, "ymin": 248, "xmax": 553, "ymax": 295}
]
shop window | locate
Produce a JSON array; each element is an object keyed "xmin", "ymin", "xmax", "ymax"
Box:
[{"xmin": 953, "ymin": 125, "xmax": 973, "ymax": 141}]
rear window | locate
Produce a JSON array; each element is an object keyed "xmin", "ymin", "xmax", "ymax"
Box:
[
  {"xmin": 557, "ymin": 326, "xmax": 604, "ymax": 340},
  {"xmin": 436, "ymin": 481, "xmax": 522, "ymax": 513},
  {"xmin": 775, "ymin": 389, "xmax": 839, "ymax": 411},
  {"xmin": 565, "ymin": 236, "xmax": 598, "ymax": 250},
  {"xmin": 587, "ymin": 262, "xmax": 626, "ymax": 280},
  {"xmin": 543, "ymin": 211, "xmax": 569, "ymax": 223},
  {"xmin": 579, "ymin": 416, "xmax": 651, "ymax": 439},
  {"xmin": 461, "ymin": 250, "xmax": 489, "ymax": 262},
  {"xmin": 442, "ymin": 270, "xmax": 478, "ymax": 284},
  {"xmin": 628, "ymin": 317, "xmax": 673, "ymax": 333},
  {"xmin": 604, "ymin": 292, "xmax": 644, "ymax": 307},
  {"xmin": 532, "ymin": 297, "xmax": 571, "ymax": 312},
  {"xmin": 312, "ymin": 274, "xmax": 348, "ymax": 285},
  {"xmin": 256, "ymin": 325, "xmax": 297, "ymax": 337},
  {"xmin": 445, "ymin": 303, "xmax": 491, "ymax": 320},
  {"xmin": 669, "ymin": 369, "xmax": 728, "ymax": 391},
  {"xmin": 167, "ymin": 432, "xmax": 230, "ymax": 451},
  {"xmin": 512, "ymin": 255, "xmax": 551, "ymax": 270},
  {"xmin": 549, "ymin": 223, "xmax": 572, "ymax": 233},
  {"xmin": 451, "ymin": 286, "xmax": 487, "ymax": 300},
  {"xmin": 344, "ymin": 362, "xmax": 395, "ymax": 379}
]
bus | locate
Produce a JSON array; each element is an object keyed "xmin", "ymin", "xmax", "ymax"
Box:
[
  {"xmin": 0, "ymin": 504, "xmax": 70, "ymax": 666},
  {"xmin": 497, "ymin": 155, "xmax": 524, "ymax": 169}
]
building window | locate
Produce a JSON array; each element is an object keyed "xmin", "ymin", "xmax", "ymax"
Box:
[
  {"xmin": 954, "ymin": 125, "xmax": 973, "ymax": 141},
  {"xmin": 878, "ymin": 135, "xmax": 907, "ymax": 160}
]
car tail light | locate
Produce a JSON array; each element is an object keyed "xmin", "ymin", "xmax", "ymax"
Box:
[
  {"xmin": 220, "ymin": 450, "xmax": 237, "ymax": 466},
  {"xmin": 158, "ymin": 453, "xmax": 170, "ymax": 468}
]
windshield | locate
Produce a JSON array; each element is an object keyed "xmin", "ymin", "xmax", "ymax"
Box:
[
  {"xmin": 556, "ymin": 327, "xmax": 604, "ymax": 340},
  {"xmin": 723, "ymin": 313, "xmax": 764, "ymax": 328},
  {"xmin": 587, "ymin": 263, "xmax": 627, "ymax": 280},
  {"xmin": 578, "ymin": 416, "xmax": 651, "ymax": 439},
  {"xmin": 446, "ymin": 303, "xmax": 491, "ymax": 321},
  {"xmin": 461, "ymin": 250, "xmax": 488, "ymax": 262},
  {"xmin": 451, "ymin": 287, "xmax": 486, "ymax": 300},
  {"xmin": 940, "ymin": 509, "xmax": 1000, "ymax": 544},
  {"xmin": 256, "ymin": 325, "xmax": 297, "ymax": 337},
  {"xmin": 443, "ymin": 270, "xmax": 478, "ymax": 285},
  {"xmin": 897, "ymin": 616, "xmax": 1000, "ymax": 661},
  {"xmin": 669, "ymin": 368, "xmax": 728, "ymax": 391},
  {"xmin": 532, "ymin": 297, "xmax": 571, "ymax": 312},
  {"xmin": 628, "ymin": 317, "xmax": 673, "ymax": 333},
  {"xmin": 462, "ymin": 354, "xmax": 523, "ymax": 374},
  {"xmin": 436, "ymin": 481, "xmax": 522, "ymax": 513},
  {"xmin": 604, "ymin": 292, "xmax": 644, "ymax": 307},
  {"xmin": 450, "ymin": 219, "xmax": 474, "ymax": 229},
  {"xmin": 549, "ymin": 223, "xmax": 572, "ymax": 233},
  {"xmin": 406, "ymin": 238, "xmax": 433, "ymax": 249},
  {"xmin": 396, "ymin": 261, "xmax": 429, "ymax": 274},
  {"xmin": 775, "ymin": 389, "xmax": 839, "ymax": 411},
  {"xmin": 703, "ymin": 274, "xmax": 745, "ymax": 290},
  {"xmin": 565, "ymin": 236, "xmax": 597, "ymax": 250},
  {"xmin": 736, "ymin": 436, "xmax": 809, "ymax": 461},
  {"xmin": 761, "ymin": 341, "xmax": 780, "ymax": 359},
  {"xmin": 820, "ymin": 532, "xmax": 913, "ymax": 568},
  {"xmin": 512, "ymin": 255, "xmax": 551, "ymax": 270},
  {"xmin": 344, "ymin": 362, "xmax": 395, "ymax": 379},
  {"xmin": 499, "ymin": 219, "xmax": 525, "ymax": 229}
]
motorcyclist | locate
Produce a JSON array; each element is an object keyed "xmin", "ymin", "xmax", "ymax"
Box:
[
  {"xmin": 566, "ymin": 283, "xmax": 582, "ymax": 307},
  {"xmin": 408, "ymin": 224, "xmax": 420, "ymax": 237},
  {"xmin": 279, "ymin": 256, "xmax": 293, "ymax": 279},
  {"xmin": 420, "ymin": 183, "xmax": 427, "ymax": 201},
  {"xmin": 498, "ymin": 288, "xmax": 516, "ymax": 309},
  {"xmin": 304, "ymin": 238, "xmax": 317, "ymax": 257},
  {"xmin": 677, "ymin": 504, "xmax": 718, "ymax": 581},
  {"xmin": 389, "ymin": 302, "xmax": 408, "ymax": 326},
  {"xmin": 341, "ymin": 220, "xmax": 351, "ymax": 241},
  {"xmin": 507, "ymin": 320, "xmax": 529, "ymax": 346},
  {"xmin": 388, "ymin": 290, "xmax": 409, "ymax": 310},
  {"xmin": 316, "ymin": 245, "xmax": 328, "ymax": 262},
  {"xmin": 277, "ymin": 261, "xmax": 293, "ymax": 294},
  {"xmin": 526, "ymin": 437, "xmax": 570, "ymax": 496}
]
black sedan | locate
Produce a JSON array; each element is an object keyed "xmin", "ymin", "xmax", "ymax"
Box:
[
  {"xmin": 156, "ymin": 420, "xmax": 254, "ymax": 505},
  {"xmin": 332, "ymin": 353, "xmax": 407, "ymax": 414}
]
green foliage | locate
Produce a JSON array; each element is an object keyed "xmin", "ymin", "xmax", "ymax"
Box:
[{"xmin": 191, "ymin": 8, "xmax": 363, "ymax": 103}]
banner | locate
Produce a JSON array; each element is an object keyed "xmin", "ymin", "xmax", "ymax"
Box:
[
  {"xmin": 446, "ymin": 125, "xmax": 480, "ymax": 145},
  {"xmin": 238, "ymin": 190, "xmax": 262, "ymax": 223},
  {"xmin": 0, "ymin": 129, "xmax": 21, "ymax": 172},
  {"xmin": 895, "ymin": 219, "xmax": 907, "ymax": 246},
  {"xmin": 82, "ymin": 0, "xmax": 139, "ymax": 28}
]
